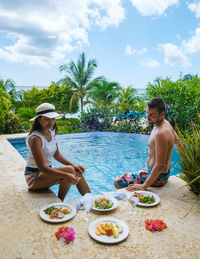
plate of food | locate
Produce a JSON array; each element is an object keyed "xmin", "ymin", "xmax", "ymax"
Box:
[
  {"xmin": 132, "ymin": 191, "xmax": 160, "ymax": 207},
  {"xmin": 92, "ymin": 195, "xmax": 118, "ymax": 211},
  {"xmin": 40, "ymin": 202, "xmax": 76, "ymax": 223},
  {"xmin": 88, "ymin": 217, "xmax": 129, "ymax": 244}
]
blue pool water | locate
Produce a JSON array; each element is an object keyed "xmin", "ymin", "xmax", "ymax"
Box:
[{"xmin": 9, "ymin": 132, "xmax": 181, "ymax": 202}]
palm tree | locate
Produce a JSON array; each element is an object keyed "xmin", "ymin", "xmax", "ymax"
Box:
[
  {"xmin": 58, "ymin": 52, "xmax": 104, "ymax": 113},
  {"xmin": 0, "ymin": 77, "xmax": 18, "ymax": 101},
  {"xmin": 178, "ymin": 73, "xmax": 198, "ymax": 81},
  {"xmin": 86, "ymin": 80, "xmax": 121, "ymax": 110},
  {"xmin": 182, "ymin": 73, "xmax": 198, "ymax": 81},
  {"xmin": 115, "ymin": 86, "xmax": 139, "ymax": 113}
]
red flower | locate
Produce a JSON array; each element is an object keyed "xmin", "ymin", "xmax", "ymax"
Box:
[{"xmin": 145, "ymin": 219, "xmax": 167, "ymax": 232}]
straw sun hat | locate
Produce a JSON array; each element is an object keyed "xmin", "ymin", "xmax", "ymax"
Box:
[{"xmin": 30, "ymin": 103, "xmax": 63, "ymax": 121}]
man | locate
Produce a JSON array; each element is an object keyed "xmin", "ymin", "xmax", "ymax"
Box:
[{"xmin": 114, "ymin": 97, "xmax": 183, "ymax": 191}]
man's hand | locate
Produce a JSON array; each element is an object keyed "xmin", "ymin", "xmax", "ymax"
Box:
[{"xmin": 126, "ymin": 183, "xmax": 146, "ymax": 192}]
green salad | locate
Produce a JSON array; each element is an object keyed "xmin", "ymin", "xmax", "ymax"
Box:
[
  {"xmin": 140, "ymin": 195, "xmax": 155, "ymax": 204},
  {"xmin": 94, "ymin": 198, "xmax": 113, "ymax": 209}
]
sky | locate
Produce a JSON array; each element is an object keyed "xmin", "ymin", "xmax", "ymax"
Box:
[{"xmin": 0, "ymin": 0, "xmax": 200, "ymax": 89}]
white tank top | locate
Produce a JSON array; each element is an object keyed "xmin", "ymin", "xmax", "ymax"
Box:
[{"xmin": 26, "ymin": 129, "xmax": 57, "ymax": 168}]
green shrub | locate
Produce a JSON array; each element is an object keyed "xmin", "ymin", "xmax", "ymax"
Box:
[
  {"xmin": 146, "ymin": 77, "xmax": 200, "ymax": 132},
  {"xmin": 56, "ymin": 118, "xmax": 80, "ymax": 134},
  {"xmin": 16, "ymin": 107, "xmax": 35, "ymax": 121},
  {"xmin": 0, "ymin": 86, "xmax": 22, "ymax": 134},
  {"xmin": 14, "ymin": 82, "xmax": 79, "ymax": 113},
  {"xmin": 177, "ymin": 117, "xmax": 200, "ymax": 198},
  {"xmin": 79, "ymin": 108, "xmax": 150, "ymax": 134},
  {"xmin": 80, "ymin": 108, "xmax": 113, "ymax": 132}
]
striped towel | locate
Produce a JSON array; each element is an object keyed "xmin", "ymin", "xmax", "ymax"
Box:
[
  {"xmin": 75, "ymin": 193, "xmax": 94, "ymax": 210},
  {"xmin": 75, "ymin": 191, "xmax": 127, "ymax": 211}
]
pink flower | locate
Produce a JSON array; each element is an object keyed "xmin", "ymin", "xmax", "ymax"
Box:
[
  {"xmin": 151, "ymin": 222, "xmax": 159, "ymax": 230},
  {"xmin": 60, "ymin": 227, "xmax": 75, "ymax": 244}
]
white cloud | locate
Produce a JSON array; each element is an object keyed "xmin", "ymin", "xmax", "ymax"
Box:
[
  {"xmin": 0, "ymin": 0, "xmax": 125, "ymax": 66},
  {"xmin": 90, "ymin": 0, "xmax": 125, "ymax": 30},
  {"xmin": 125, "ymin": 44, "xmax": 147, "ymax": 55},
  {"xmin": 182, "ymin": 27, "xmax": 200, "ymax": 54},
  {"xmin": 140, "ymin": 58, "xmax": 160, "ymax": 68},
  {"xmin": 187, "ymin": 2, "xmax": 200, "ymax": 18},
  {"xmin": 129, "ymin": 0, "xmax": 178, "ymax": 16},
  {"xmin": 160, "ymin": 43, "xmax": 191, "ymax": 67}
]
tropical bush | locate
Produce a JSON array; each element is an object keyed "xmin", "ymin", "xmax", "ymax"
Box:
[
  {"xmin": 4, "ymin": 115, "xmax": 23, "ymax": 134},
  {"xmin": 56, "ymin": 118, "xmax": 80, "ymax": 134},
  {"xmin": 86, "ymin": 80, "xmax": 121, "ymax": 110},
  {"xmin": 14, "ymin": 107, "xmax": 36, "ymax": 133},
  {"xmin": 15, "ymin": 82, "xmax": 79, "ymax": 113},
  {"xmin": 177, "ymin": 117, "xmax": 200, "ymax": 198},
  {"xmin": 80, "ymin": 108, "xmax": 113, "ymax": 132},
  {"xmin": 114, "ymin": 86, "xmax": 147, "ymax": 114},
  {"xmin": 79, "ymin": 108, "xmax": 150, "ymax": 134},
  {"xmin": 146, "ymin": 77, "xmax": 200, "ymax": 132},
  {"xmin": 0, "ymin": 86, "xmax": 20, "ymax": 134},
  {"xmin": 0, "ymin": 77, "xmax": 19, "ymax": 103},
  {"xmin": 112, "ymin": 114, "xmax": 152, "ymax": 134},
  {"xmin": 16, "ymin": 107, "xmax": 35, "ymax": 121}
]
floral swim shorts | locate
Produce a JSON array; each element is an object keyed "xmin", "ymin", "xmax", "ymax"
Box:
[{"xmin": 114, "ymin": 167, "xmax": 170, "ymax": 188}]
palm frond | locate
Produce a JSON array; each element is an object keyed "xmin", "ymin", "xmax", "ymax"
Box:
[
  {"xmin": 67, "ymin": 61, "xmax": 80, "ymax": 83},
  {"xmin": 85, "ymin": 76, "xmax": 105, "ymax": 91},
  {"xmin": 176, "ymin": 119, "xmax": 200, "ymax": 195},
  {"xmin": 58, "ymin": 52, "xmax": 104, "ymax": 112},
  {"xmin": 69, "ymin": 92, "xmax": 79, "ymax": 112}
]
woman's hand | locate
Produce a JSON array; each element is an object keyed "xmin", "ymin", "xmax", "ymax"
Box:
[
  {"xmin": 126, "ymin": 183, "xmax": 146, "ymax": 192},
  {"xmin": 66, "ymin": 173, "xmax": 81, "ymax": 185},
  {"xmin": 74, "ymin": 165, "xmax": 85, "ymax": 176}
]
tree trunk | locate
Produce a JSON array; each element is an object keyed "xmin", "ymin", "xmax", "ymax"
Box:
[{"xmin": 80, "ymin": 97, "xmax": 83, "ymax": 113}]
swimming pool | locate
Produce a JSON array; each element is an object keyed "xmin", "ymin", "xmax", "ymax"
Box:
[{"xmin": 9, "ymin": 132, "xmax": 181, "ymax": 202}]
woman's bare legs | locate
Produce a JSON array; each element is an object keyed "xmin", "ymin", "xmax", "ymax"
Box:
[
  {"xmin": 29, "ymin": 166, "xmax": 76, "ymax": 200},
  {"xmin": 58, "ymin": 166, "xmax": 91, "ymax": 197},
  {"xmin": 29, "ymin": 165, "xmax": 90, "ymax": 201},
  {"xmin": 76, "ymin": 176, "xmax": 91, "ymax": 195}
]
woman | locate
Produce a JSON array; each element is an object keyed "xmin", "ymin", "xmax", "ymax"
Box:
[{"xmin": 25, "ymin": 102, "xmax": 91, "ymax": 201}]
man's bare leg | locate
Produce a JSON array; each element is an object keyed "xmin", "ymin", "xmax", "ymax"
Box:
[{"xmin": 114, "ymin": 180, "xmax": 121, "ymax": 189}]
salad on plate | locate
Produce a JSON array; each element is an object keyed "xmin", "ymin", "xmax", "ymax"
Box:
[{"xmin": 93, "ymin": 197, "xmax": 113, "ymax": 210}]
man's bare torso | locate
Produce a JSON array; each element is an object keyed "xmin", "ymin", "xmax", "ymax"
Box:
[{"xmin": 147, "ymin": 119, "xmax": 176, "ymax": 174}]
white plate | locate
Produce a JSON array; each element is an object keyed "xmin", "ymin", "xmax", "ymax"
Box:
[
  {"xmin": 132, "ymin": 191, "xmax": 160, "ymax": 207},
  {"xmin": 88, "ymin": 217, "xmax": 129, "ymax": 244},
  {"xmin": 40, "ymin": 202, "xmax": 76, "ymax": 223},
  {"xmin": 92, "ymin": 195, "xmax": 118, "ymax": 211}
]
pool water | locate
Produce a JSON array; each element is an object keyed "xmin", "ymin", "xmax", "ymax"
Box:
[{"xmin": 10, "ymin": 132, "xmax": 181, "ymax": 202}]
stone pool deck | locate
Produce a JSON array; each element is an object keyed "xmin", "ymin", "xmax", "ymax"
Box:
[{"xmin": 0, "ymin": 133, "xmax": 200, "ymax": 259}]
